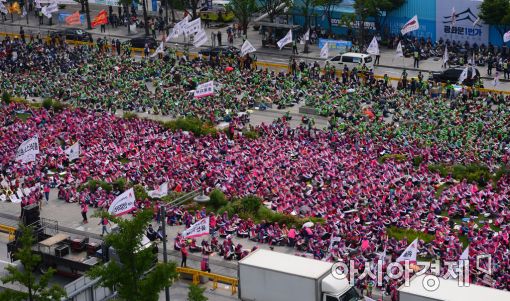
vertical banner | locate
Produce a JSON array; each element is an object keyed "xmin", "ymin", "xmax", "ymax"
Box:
[{"xmin": 435, "ymin": 0, "xmax": 488, "ymax": 44}]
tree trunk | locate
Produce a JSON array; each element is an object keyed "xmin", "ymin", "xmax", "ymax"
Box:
[
  {"xmin": 85, "ymin": 0, "xmax": 91, "ymax": 30},
  {"xmin": 142, "ymin": 0, "xmax": 149, "ymax": 36}
]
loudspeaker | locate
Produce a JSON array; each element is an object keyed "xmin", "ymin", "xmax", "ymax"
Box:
[
  {"xmin": 55, "ymin": 245, "xmax": 70, "ymax": 257},
  {"xmin": 22, "ymin": 204, "xmax": 40, "ymax": 225}
]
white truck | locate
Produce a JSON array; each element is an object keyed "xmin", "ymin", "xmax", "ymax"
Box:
[
  {"xmin": 238, "ymin": 249, "xmax": 361, "ymax": 301},
  {"xmin": 399, "ymin": 274, "xmax": 510, "ymax": 301}
]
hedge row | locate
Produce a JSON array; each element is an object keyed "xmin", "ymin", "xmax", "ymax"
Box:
[
  {"xmin": 41, "ymin": 98, "xmax": 65, "ymax": 112},
  {"xmin": 428, "ymin": 163, "xmax": 493, "ymax": 187},
  {"xmin": 161, "ymin": 117, "xmax": 218, "ymax": 137},
  {"xmin": 377, "ymin": 154, "xmax": 407, "ymax": 164},
  {"xmin": 213, "ymin": 191, "xmax": 323, "ymax": 228}
]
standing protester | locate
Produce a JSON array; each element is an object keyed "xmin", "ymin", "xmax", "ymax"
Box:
[
  {"xmin": 43, "ymin": 183, "xmax": 50, "ymax": 204},
  {"xmin": 99, "ymin": 217, "xmax": 111, "ymax": 236},
  {"xmin": 81, "ymin": 202, "xmax": 88, "ymax": 224},
  {"xmin": 19, "ymin": 27, "xmax": 25, "ymax": 43},
  {"xmin": 292, "ymin": 39, "xmax": 298, "ymax": 55},
  {"xmin": 487, "ymin": 55, "xmax": 493, "ymax": 76},
  {"xmin": 217, "ymin": 31, "xmax": 222, "ymax": 46},
  {"xmin": 181, "ymin": 243, "xmax": 188, "ymax": 267},
  {"xmin": 413, "ymin": 48, "xmax": 419, "ymax": 68}
]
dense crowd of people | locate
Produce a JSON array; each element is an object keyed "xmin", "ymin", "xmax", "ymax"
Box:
[{"xmin": 1, "ymin": 34, "xmax": 510, "ymax": 298}]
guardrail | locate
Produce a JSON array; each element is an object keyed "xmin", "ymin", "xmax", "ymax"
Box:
[
  {"xmin": 0, "ymin": 224, "xmax": 16, "ymax": 241},
  {"xmin": 176, "ymin": 266, "xmax": 238, "ymax": 295}
]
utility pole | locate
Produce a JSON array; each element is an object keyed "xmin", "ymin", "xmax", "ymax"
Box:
[
  {"xmin": 85, "ymin": 0, "xmax": 92, "ymax": 30},
  {"xmin": 142, "ymin": 0, "xmax": 149, "ymax": 36},
  {"xmin": 161, "ymin": 205, "xmax": 170, "ymax": 301}
]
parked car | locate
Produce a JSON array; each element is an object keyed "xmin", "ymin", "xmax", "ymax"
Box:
[
  {"xmin": 327, "ymin": 52, "xmax": 374, "ymax": 70},
  {"xmin": 50, "ymin": 28, "xmax": 92, "ymax": 42},
  {"xmin": 198, "ymin": 46, "xmax": 240, "ymax": 57},
  {"xmin": 429, "ymin": 67, "xmax": 481, "ymax": 86},
  {"xmin": 127, "ymin": 36, "xmax": 158, "ymax": 49}
]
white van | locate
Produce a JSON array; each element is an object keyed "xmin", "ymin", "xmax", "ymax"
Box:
[{"xmin": 327, "ymin": 52, "xmax": 374, "ymax": 70}]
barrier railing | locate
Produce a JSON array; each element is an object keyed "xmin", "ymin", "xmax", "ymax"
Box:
[
  {"xmin": 1, "ymin": 31, "xmax": 509, "ymax": 94},
  {"xmin": 176, "ymin": 267, "xmax": 238, "ymax": 295},
  {"xmin": 0, "ymin": 224, "xmax": 16, "ymax": 241}
]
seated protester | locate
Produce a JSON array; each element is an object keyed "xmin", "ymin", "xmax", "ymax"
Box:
[{"xmin": 146, "ymin": 224, "xmax": 157, "ymax": 241}]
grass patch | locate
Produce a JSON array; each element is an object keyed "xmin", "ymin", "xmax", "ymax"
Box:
[
  {"xmin": 378, "ymin": 154, "xmax": 407, "ymax": 164},
  {"xmin": 386, "ymin": 226, "xmax": 435, "ymax": 244},
  {"xmin": 217, "ymin": 195, "xmax": 323, "ymax": 228},
  {"xmin": 16, "ymin": 113, "xmax": 31, "ymax": 122},
  {"xmin": 242, "ymin": 129, "xmax": 260, "ymax": 140},
  {"xmin": 118, "ymin": 157, "xmax": 130, "ymax": 164},
  {"xmin": 434, "ymin": 183, "xmax": 452, "ymax": 198},
  {"xmin": 428, "ymin": 163, "xmax": 510, "ymax": 188},
  {"xmin": 123, "ymin": 112, "xmax": 138, "ymax": 120},
  {"xmin": 162, "ymin": 117, "xmax": 218, "ymax": 137}
]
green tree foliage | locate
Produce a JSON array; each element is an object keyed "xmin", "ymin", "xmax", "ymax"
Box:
[
  {"xmin": 260, "ymin": 0, "xmax": 293, "ymax": 23},
  {"xmin": 188, "ymin": 284, "xmax": 208, "ymax": 301},
  {"xmin": 87, "ymin": 210, "xmax": 178, "ymax": 301},
  {"xmin": 227, "ymin": 0, "xmax": 258, "ymax": 35},
  {"xmin": 354, "ymin": 0, "xmax": 405, "ymax": 39},
  {"xmin": 295, "ymin": 0, "xmax": 316, "ymax": 30},
  {"xmin": 479, "ymin": 0, "xmax": 510, "ymax": 40},
  {"xmin": 313, "ymin": 0, "xmax": 343, "ymax": 36},
  {"xmin": 0, "ymin": 226, "xmax": 67, "ymax": 301}
]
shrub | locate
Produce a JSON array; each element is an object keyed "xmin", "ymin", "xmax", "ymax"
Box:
[
  {"xmin": 2, "ymin": 91, "xmax": 11, "ymax": 105},
  {"xmin": 241, "ymin": 195, "xmax": 261, "ymax": 213},
  {"xmin": 428, "ymin": 163, "xmax": 491, "ymax": 187},
  {"xmin": 52, "ymin": 100, "xmax": 65, "ymax": 112},
  {"xmin": 123, "ymin": 112, "xmax": 138, "ymax": 120},
  {"xmin": 412, "ymin": 155, "xmax": 424, "ymax": 167},
  {"xmin": 242, "ymin": 129, "xmax": 259, "ymax": 140},
  {"xmin": 42, "ymin": 98, "xmax": 53, "ymax": 110},
  {"xmin": 378, "ymin": 154, "xmax": 407, "ymax": 164},
  {"xmin": 162, "ymin": 117, "xmax": 218, "ymax": 137},
  {"xmin": 133, "ymin": 184, "xmax": 149, "ymax": 200},
  {"xmin": 112, "ymin": 178, "xmax": 128, "ymax": 191},
  {"xmin": 209, "ymin": 189, "xmax": 227, "ymax": 210}
]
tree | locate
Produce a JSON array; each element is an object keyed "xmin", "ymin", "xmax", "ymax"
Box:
[
  {"xmin": 260, "ymin": 0, "xmax": 292, "ymax": 23},
  {"xmin": 354, "ymin": 0, "xmax": 405, "ymax": 40},
  {"xmin": 0, "ymin": 226, "xmax": 67, "ymax": 301},
  {"xmin": 479, "ymin": 0, "xmax": 510, "ymax": 41},
  {"xmin": 227, "ymin": 0, "xmax": 258, "ymax": 35},
  {"xmin": 189, "ymin": 0, "xmax": 201, "ymax": 19},
  {"xmin": 295, "ymin": 0, "xmax": 316, "ymax": 31},
  {"xmin": 188, "ymin": 284, "xmax": 208, "ymax": 301},
  {"xmin": 314, "ymin": 0, "xmax": 343, "ymax": 36},
  {"xmin": 87, "ymin": 210, "xmax": 178, "ymax": 301}
]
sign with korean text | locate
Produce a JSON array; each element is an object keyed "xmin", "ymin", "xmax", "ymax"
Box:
[
  {"xmin": 182, "ymin": 217, "xmax": 210, "ymax": 238},
  {"xmin": 194, "ymin": 81, "xmax": 214, "ymax": 98},
  {"xmin": 436, "ymin": 0, "xmax": 488, "ymax": 44}
]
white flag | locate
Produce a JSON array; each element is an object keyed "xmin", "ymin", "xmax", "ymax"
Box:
[
  {"xmin": 16, "ymin": 136, "xmax": 39, "ymax": 163},
  {"xmin": 0, "ymin": 1, "xmax": 7, "ymax": 14},
  {"xmin": 494, "ymin": 71, "xmax": 500, "ymax": 86},
  {"xmin": 194, "ymin": 80, "xmax": 214, "ymax": 98},
  {"xmin": 396, "ymin": 41, "xmax": 403, "ymax": 57},
  {"xmin": 504, "ymin": 30, "xmax": 510, "ymax": 43},
  {"xmin": 277, "ymin": 30, "xmax": 292, "ymax": 49},
  {"xmin": 193, "ymin": 29, "xmax": 208, "ymax": 48},
  {"xmin": 320, "ymin": 42, "xmax": 329, "ymax": 59},
  {"xmin": 366, "ymin": 37, "xmax": 379, "ymax": 55},
  {"xmin": 35, "ymin": 0, "xmax": 41, "ymax": 9},
  {"xmin": 41, "ymin": 6, "xmax": 52, "ymax": 18},
  {"xmin": 401, "ymin": 15, "xmax": 419, "ymax": 35},
  {"xmin": 458, "ymin": 67, "xmax": 469, "ymax": 84},
  {"xmin": 443, "ymin": 46, "xmax": 449, "ymax": 66},
  {"xmin": 185, "ymin": 18, "xmax": 201, "ymax": 36},
  {"xmin": 151, "ymin": 42, "xmax": 165, "ymax": 57},
  {"xmin": 108, "ymin": 188, "xmax": 136, "ymax": 216},
  {"xmin": 147, "ymin": 182, "xmax": 168, "ymax": 198},
  {"xmin": 451, "ymin": 7, "xmax": 456, "ymax": 26},
  {"xmin": 396, "ymin": 238, "xmax": 418, "ymax": 264},
  {"xmin": 241, "ymin": 40, "xmax": 256, "ymax": 56},
  {"xmin": 64, "ymin": 142, "xmax": 80, "ymax": 161},
  {"xmin": 473, "ymin": 17, "xmax": 480, "ymax": 27},
  {"xmin": 303, "ymin": 29, "xmax": 309, "ymax": 41},
  {"xmin": 22, "ymin": 5, "xmax": 27, "ymax": 17},
  {"xmin": 182, "ymin": 217, "xmax": 210, "ymax": 238}
]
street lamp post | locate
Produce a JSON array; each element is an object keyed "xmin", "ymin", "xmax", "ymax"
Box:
[{"xmin": 161, "ymin": 205, "xmax": 170, "ymax": 301}]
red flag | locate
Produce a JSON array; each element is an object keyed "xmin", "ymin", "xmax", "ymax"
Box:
[
  {"xmin": 65, "ymin": 11, "xmax": 81, "ymax": 25},
  {"xmin": 91, "ymin": 10, "xmax": 108, "ymax": 28}
]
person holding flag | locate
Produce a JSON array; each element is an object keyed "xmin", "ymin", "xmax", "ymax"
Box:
[{"xmin": 366, "ymin": 36, "xmax": 380, "ymax": 65}]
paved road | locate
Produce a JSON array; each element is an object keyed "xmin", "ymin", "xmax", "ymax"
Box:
[{"xmin": 2, "ymin": 4, "xmax": 510, "ymax": 92}]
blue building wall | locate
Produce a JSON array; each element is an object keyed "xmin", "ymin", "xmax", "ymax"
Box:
[{"xmin": 290, "ymin": 0, "xmax": 508, "ymax": 45}]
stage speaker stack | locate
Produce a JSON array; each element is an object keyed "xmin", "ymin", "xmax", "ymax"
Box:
[{"xmin": 22, "ymin": 203, "xmax": 40, "ymax": 226}]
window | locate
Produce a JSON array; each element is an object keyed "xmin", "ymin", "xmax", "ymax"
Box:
[
  {"xmin": 342, "ymin": 56, "xmax": 353, "ymax": 63},
  {"xmin": 364, "ymin": 57, "xmax": 372, "ymax": 63},
  {"xmin": 352, "ymin": 57, "xmax": 362, "ymax": 64},
  {"xmin": 330, "ymin": 56, "xmax": 341, "ymax": 62}
]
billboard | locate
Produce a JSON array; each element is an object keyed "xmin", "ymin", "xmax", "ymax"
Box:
[{"xmin": 435, "ymin": 0, "xmax": 488, "ymax": 44}]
